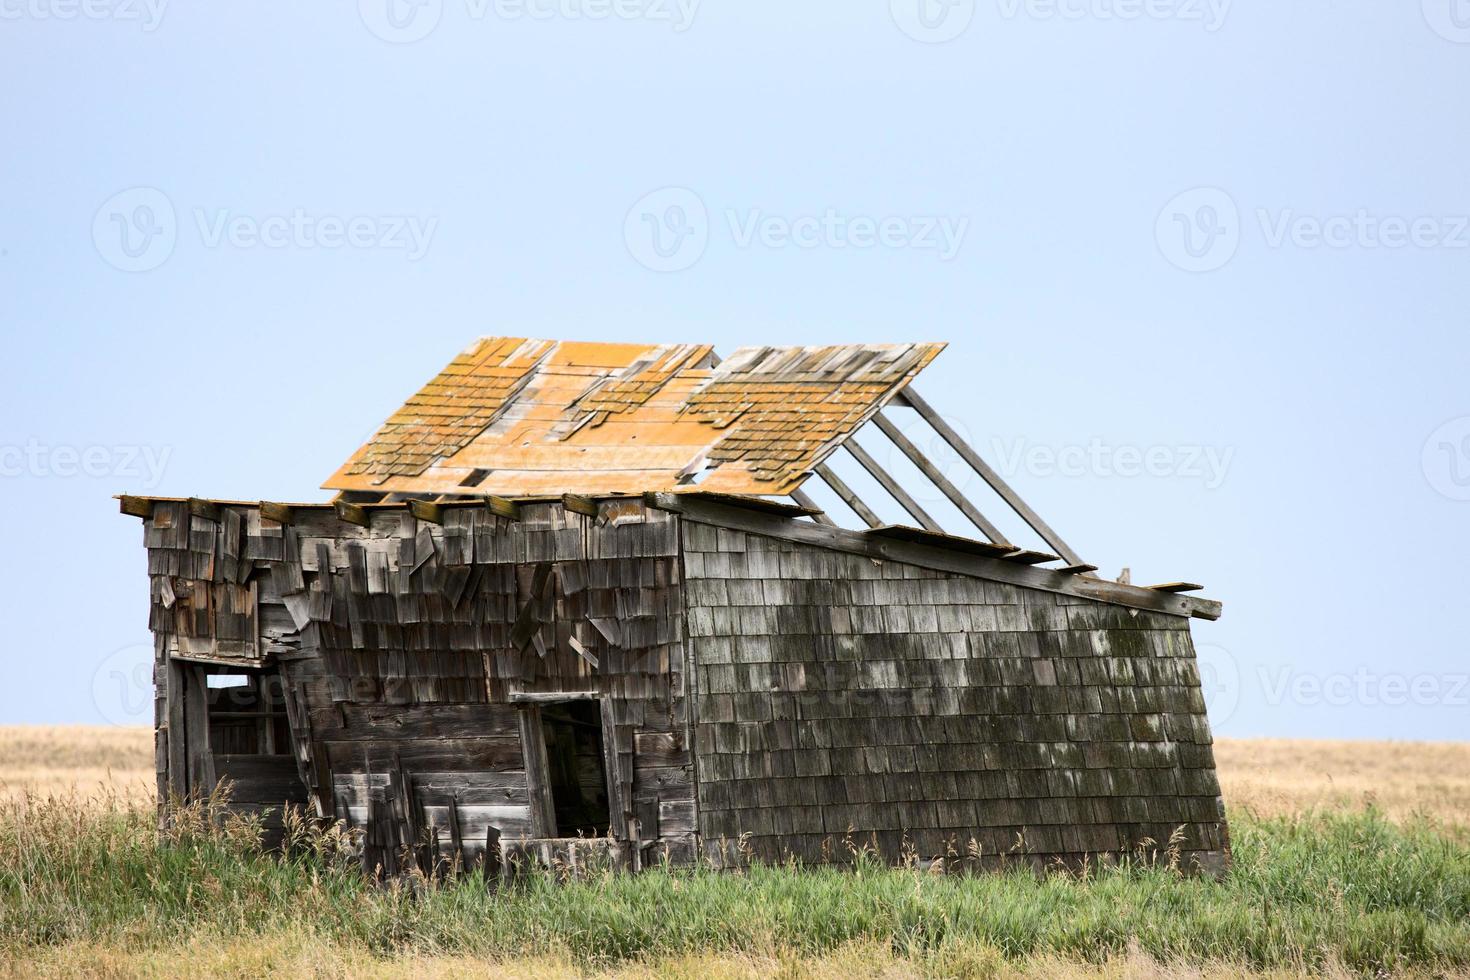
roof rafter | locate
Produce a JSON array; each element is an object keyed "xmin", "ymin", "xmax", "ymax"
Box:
[{"xmin": 894, "ymin": 387, "xmax": 1085, "ymax": 567}]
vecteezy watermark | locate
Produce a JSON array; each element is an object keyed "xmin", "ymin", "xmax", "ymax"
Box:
[
  {"xmin": 996, "ymin": 0, "xmax": 1230, "ymax": 31},
  {"xmin": 0, "ymin": 0, "xmax": 167, "ymax": 30},
  {"xmin": 890, "ymin": 0, "xmax": 975, "ymax": 42},
  {"xmin": 1155, "ymin": 187, "xmax": 1240, "ymax": 273},
  {"xmin": 1157, "ymin": 187, "xmax": 1470, "ymax": 272},
  {"xmin": 625, "ymin": 187, "xmax": 970, "ymax": 272},
  {"xmin": 93, "ymin": 187, "xmax": 438, "ymax": 271},
  {"xmin": 1194, "ymin": 642, "xmax": 1239, "ymax": 727},
  {"xmin": 988, "ymin": 437, "xmax": 1235, "ymax": 489},
  {"xmin": 92, "ymin": 187, "xmax": 178, "ymax": 273},
  {"xmin": 359, "ymin": 0, "xmax": 698, "ymax": 43},
  {"xmin": 1423, "ymin": 416, "xmax": 1470, "ymax": 501},
  {"xmin": 91, "ymin": 644, "xmax": 155, "ymax": 727},
  {"xmin": 881, "ymin": 409, "xmax": 978, "ymax": 504},
  {"xmin": 1422, "ymin": 0, "xmax": 1470, "ymax": 43},
  {"xmin": 0, "ymin": 439, "xmax": 171, "ymax": 487},
  {"xmin": 624, "ymin": 187, "xmax": 709, "ymax": 272},
  {"xmin": 1259, "ymin": 667, "xmax": 1469, "ymax": 709}
]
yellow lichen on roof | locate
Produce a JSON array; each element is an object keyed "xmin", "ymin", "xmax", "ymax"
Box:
[{"xmin": 324, "ymin": 338, "xmax": 944, "ymax": 498}]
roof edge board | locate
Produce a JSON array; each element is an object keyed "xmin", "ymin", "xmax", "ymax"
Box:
[{"xmin": 646, "ymin": 492, "xmax": 1221, "ymax": 622}]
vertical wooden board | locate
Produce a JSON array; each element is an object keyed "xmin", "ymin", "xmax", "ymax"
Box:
[
  {"xmin": 600, "ymin": 696, "xmax": 629, "ymax": 840},
  {"xmin": 516, "ymin": 706, "xmax": 557, "ymax": 838},
  {"xmin": 183, "ymin": 664, "xmax": 215, "ymax": 797}
]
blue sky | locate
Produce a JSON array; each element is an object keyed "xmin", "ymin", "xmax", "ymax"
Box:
[{"xmin": 2, "ymin": 1, "xmax": 1467, "ymax": 739}]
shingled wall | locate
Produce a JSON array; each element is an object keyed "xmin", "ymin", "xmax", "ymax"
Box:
[
  {"xmin": 140, "ymin": 498, "xmax": 695, "ymax": 871},
  {"xmin": 681, "ymin": 519, "xmax": 1230, "ymax": 874}
]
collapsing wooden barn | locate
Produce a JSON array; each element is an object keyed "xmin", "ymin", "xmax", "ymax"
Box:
[{"xmin": 122, "ymin": 338, "xmax": 1228, "ymax": 875}]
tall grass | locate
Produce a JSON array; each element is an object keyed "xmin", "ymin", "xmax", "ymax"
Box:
[{"xmin": 2, "ymin": 791, "xmax": 1467, "ymax": 976}]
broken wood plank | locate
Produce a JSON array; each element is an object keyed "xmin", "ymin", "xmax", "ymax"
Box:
[
  {"xmin": 334, "ymin": 500, "xmax": 370, "ymax": 528},
  {"xmin": 561, "ymin": 493, "xmax": 599, "ymax": 517},
  {"xmin": 1148, "ymin": 582, "xmax": 1206, "ymax": 593},
  {"xmin": 485, "ymin": 496, "xmax": 522, "ymax": 521},
  {"xmin": 1001, "ymin": 549, "xmax": 1062, "ymax": 566},
  {"xmin": 407, "ymin": 499, "xmax": 444, "ymax": 525},
  {"xmin": 258, "ymin": 501, "xmax": 294, "ymax": 525}
]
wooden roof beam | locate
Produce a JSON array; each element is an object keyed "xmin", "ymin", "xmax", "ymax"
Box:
[
  {"xmin": 895, "ymin": 387, "xmax": 1085, "ymax": 567},
  {"xmin": 812, "ymin": 463, "xmax": 883, "ymax": 529},
  {"xmin": 871, "ymin": 411, "xmax": 1011, "ymax": 546},
  {"xmin": 841, "ymin": 440, "xmax": 944, "ymax": 534},
  {"xmin": 788, "ymin": 487, "xmax": 836, "ymax": 526}
]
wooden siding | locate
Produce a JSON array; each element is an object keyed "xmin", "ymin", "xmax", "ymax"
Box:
[
  {"xmin": 138, "ymin": 498, "xmax": 695, "ymax": 870},
  {"xmin": 681, "ymin": 519, "xmax": 1230, "ymax": 874}
]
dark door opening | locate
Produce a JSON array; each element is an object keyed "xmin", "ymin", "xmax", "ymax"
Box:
[{"xmin": 540, "ymin": 700, "xmax": 611, "ymax": 838}]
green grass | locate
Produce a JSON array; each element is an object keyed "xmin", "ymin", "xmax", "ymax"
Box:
[{"xmin": 2, "ymin": 796, "xmax": 1468, "ymax": 977}]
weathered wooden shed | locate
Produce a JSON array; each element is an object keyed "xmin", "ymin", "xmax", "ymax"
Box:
[{"xmin": 123, "ymin": 338, "xmax": 1228, "ymax": 875}]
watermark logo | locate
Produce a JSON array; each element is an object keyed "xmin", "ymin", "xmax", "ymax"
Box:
[
  {"xmin": 1156, "ymin": 187, "xmax": 1239, "ymax": 273},
  {"xmin": 995, "ymin": 0, "xmax": 1230, "ymax": 31},
  {"xmin": 625, "ymin": 187, "xmax": 971, "ymax": 272},
  {"xmin": 1159, "ymin": 187, "xmax": 1470, "ymax": 272},
  {"xmin": 360, "ymin": 0, "xmax": 698, "ymax": 42},
  {"xmin": 625, "ymin": 187, "xmax": 709, "ymax": 273},
  {"xmin": 882, "ymin": 410, "xmax": 977, "ymax": 503},
  {"xmin": 890, "ymin": 0, "xmax": 975, "ymax": 43},
  {"xmin": 91, "ymin": 643, "xmax": 154, "ymax": 727},
  {"xmin": 1423, "ymin": 416, "xmax": 1470, "ymax": 501},
  {"xmin": 1194, "ymin": 642, "xmax": 1239, "ymax": 726},
  {"xmin": 989, "ymin": 437, "xmax": 1234, "ymax": 489},
  {"xmin": 93, "ymin": 187, "xmax": 438, "ymax": 270},
  {"xmin": 0, "ymin": 0, "xmax": 167, "ymax": 30},
  {"xmin": 0, "ymin": 439, "xmax": 171, "ymax": 486},
  {"xmin": 1422, "ymin": 0, "xmax": 1470, "ymax": 43},
  {"xmin": 1259, "ymin": 666, "xmax": 1469, "ymax": 709},
  {"xmin": 92, "ymin": 187, "xmax": 177, "ymax": 273},
  {"xmin": 359, "ymin": 0, "xmax": 442, "ymax": 42}
]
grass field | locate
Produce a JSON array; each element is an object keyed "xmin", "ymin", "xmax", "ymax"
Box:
[{"xmin": 1, "ymin": 727, "xmax": 1467, "ymax": 979}]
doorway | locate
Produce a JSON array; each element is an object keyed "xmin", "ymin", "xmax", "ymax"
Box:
[{"xmin": 539, "ymin": 700, "xmax": 611, "ymax": 838}]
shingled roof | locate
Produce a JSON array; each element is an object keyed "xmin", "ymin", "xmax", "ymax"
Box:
[{"xmin": 323, "ymin": 338, "xmax": 944, "ymax": 498}]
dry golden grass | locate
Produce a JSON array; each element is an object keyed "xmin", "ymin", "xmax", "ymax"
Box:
[
  {"xmin": 4, "ymin": 726, "xmax": 1466, "ymax": 828},
  {"xmin": 2, "ymin": 728, "xmax": 1467, "ymax": 979},
  {"xmin": 2, "ymin": 935, "xmax": 1423, "ymax": 980},
  {"xmin": 0, "ymin": 725, "xmax": 153, "ymax": 803},
  {"xmin": 1214, "ymin": 737, "xmax": 1470, "ymax": 826}
]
